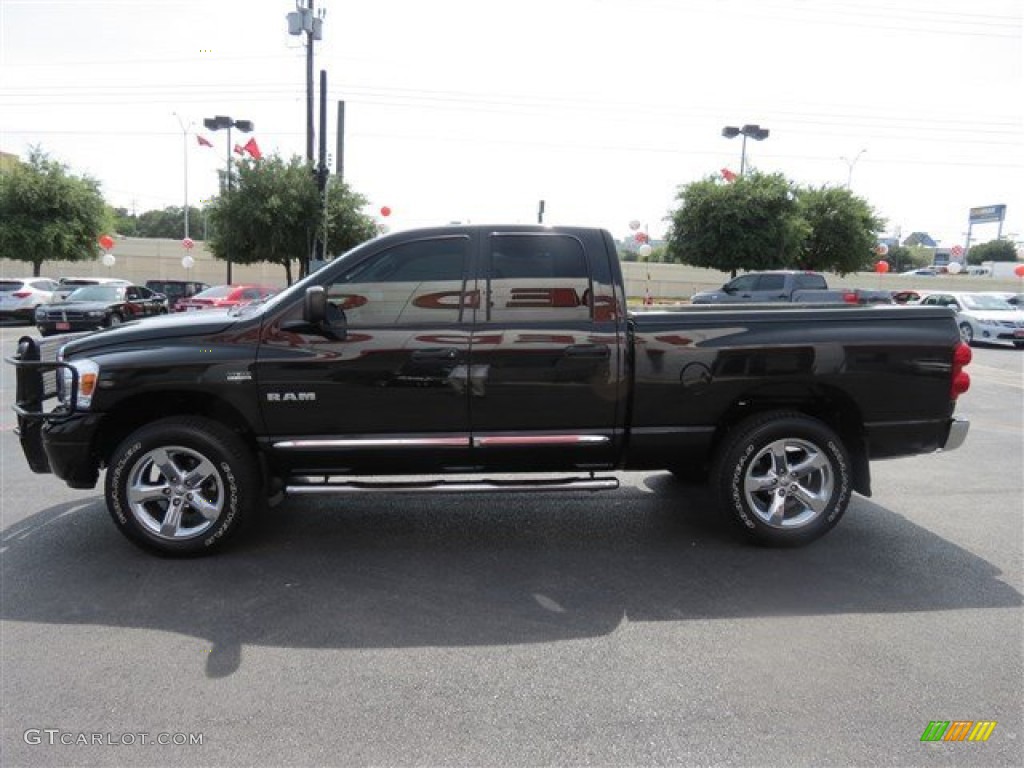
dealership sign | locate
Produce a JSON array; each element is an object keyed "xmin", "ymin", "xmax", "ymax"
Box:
[{"xmin": 968, "ymin": 205, "xmax": 1006, "ymax": 224}]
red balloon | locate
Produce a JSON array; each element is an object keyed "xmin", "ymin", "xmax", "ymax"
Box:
[
  {"xmin": 1015, "ymin": 264, "xmax": 1024, "ymax": 278},
  {"xmin": 380, "ymin": 206, "xmax": 392, "ymax": 217},
  {"xmin": 98, "ymin": 234, "xmax": 114, "ymax": 250},
  {"xmin": 874, "ymin": 260, "xmax": 890, "ymax": 274},
  {"xmin": 182, "ymin": 237, "xmax": 195, "ymax": 250}
]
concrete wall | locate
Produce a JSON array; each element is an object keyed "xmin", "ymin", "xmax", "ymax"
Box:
[
  {"xmin": 3, "ymin": 238, "xmax": 1020, "ymax": 300},
  {"xmin": 0, "ymin": 238, "xmax": 287, "ymax": 288}
]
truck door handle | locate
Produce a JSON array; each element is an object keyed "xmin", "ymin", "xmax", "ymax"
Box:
[
  {"xmin": 411, "ymin": 348, "xmax": 459, "ymax": 361},
  {"xmin": 564, "ymin": 344, "xmax": 610, "ymax": 359}
]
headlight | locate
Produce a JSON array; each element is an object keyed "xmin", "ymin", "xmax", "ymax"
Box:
[
  {"xmin": 35, "ymin": 308, "xmax": 46, "ymax": 321},
  {"xmin": 59, "ymin": 358, "xmax": 100, "ymax": 410},
  {"xmin": 86, "ymin": 310, "xmax": 104, "ymax": 318}
]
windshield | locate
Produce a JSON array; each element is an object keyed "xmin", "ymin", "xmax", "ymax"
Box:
[
  {"xmin": 0, "ymin": 281, "xmax": 24, "ymax": 292},
  {"xmin": 961, "ymin": 294, "xmax": 1014, "ymax": 311},
  {"xmin": 66, "ymin": 285, "xmax": 123, "ymax": 302}
]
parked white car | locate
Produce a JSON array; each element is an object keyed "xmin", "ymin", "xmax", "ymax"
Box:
[
  {"xmin": 0, "ymin": 277, "xmax": 61, "ymax": 323},
  {"xmin": 919, "ymin": 291, "xmax": 1024, "ymax": 348}
]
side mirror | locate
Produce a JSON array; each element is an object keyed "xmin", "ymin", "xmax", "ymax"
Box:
[
  {"xmin": 304, "ymin": 286, "xmax": 326, "ymax": 323},
  {"xmin": 722, "ymin": 283, "xmax": 735, "ymax": 293},
  {"xmin": 296, "ymin": 285, "xmax": 347, "ymax": 340}
]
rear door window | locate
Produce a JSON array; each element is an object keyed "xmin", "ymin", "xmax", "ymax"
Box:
[{"xmin": 483, "ymin": 234, "xmax": 591, "ymax": 323}]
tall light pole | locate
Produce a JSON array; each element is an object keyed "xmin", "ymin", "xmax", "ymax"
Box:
[
  {"xmin": 172, "ymin": 113, "xmax": 190, "ymax": 239},
  {"xmin": 721, "ymin": 124, "xmax": 770, "ymax": 176},
  {"xmin": 202, "ymin": 115, "xmax": 253, "ymax": 283},
  {"xmin": 841, "ymin": 148, "xmax": 867, "ymax": 189}
]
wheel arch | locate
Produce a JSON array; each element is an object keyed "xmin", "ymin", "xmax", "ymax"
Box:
[
  {"xmin": 95, "ymin": 390, "xmax": 258, "ymax": 468},
  {"xmin": 710, "ymin": 384, "xmax": 871, "ymax": 497}
]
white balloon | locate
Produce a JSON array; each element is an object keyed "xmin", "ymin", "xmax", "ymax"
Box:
[
  {"xmin": 637, "ymin": 244, "xmax": 653, "ymax": 258},
  {"xmin": 946, "ymin": 261, "xmax": 962, "ymax": 274},
  {"xmin": 101, "ymin": 253, "xmax": 116, "ymax": 267},
  {"xmin": 181, "ymin": 255, "xmax": 195, "ymax": 269},
  {"xmin": 629, "ymin": 220, "xmax": 641, "ymax": 231}
]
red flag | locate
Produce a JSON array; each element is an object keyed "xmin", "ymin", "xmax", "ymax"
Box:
[
  {"xmin": 243, "ymin": 137, "xmax": 262, "ymax": 160},
  {"xmin": 233, "ymin": 144, "xmax": 245, "ymax": 155},
  {"xmin": 196, "ymin": 135, "xmax": 214, "ymax": 148},
  {"xmin": 720, "ymin": 167, "xmax": 738, "ymax": 182}
]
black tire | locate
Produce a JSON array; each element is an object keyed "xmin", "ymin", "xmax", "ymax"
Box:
[
  {"xmin": 959, "ymin": 322, "xmax": 974, "ymax": 345},
  {"xmin": 105, "ymin": 416, "xmax": 259, "ymax": 556},
  {"xmin": 713, "ymin": 411, "xmax": 852, "ymax": 547}
]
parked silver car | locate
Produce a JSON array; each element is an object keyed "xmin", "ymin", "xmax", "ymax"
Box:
[
  {"xmin": 0, "ymin": 277, "xmax": 60, "ymax": 323},
  {"xmin": 920, "ymin": 291, "xmax": 1024, "ymax": 348}
]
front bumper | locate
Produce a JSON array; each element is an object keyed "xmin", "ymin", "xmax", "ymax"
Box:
[
  {"xmin": 36, "ymin": 320, "xmax": 104, "ymax": 334},
  {"xmin": 6, "ymin": 336, "xmax": 102, "ymax": 489}
]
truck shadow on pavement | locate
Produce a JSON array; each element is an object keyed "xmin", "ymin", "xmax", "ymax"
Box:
[{"xmin": 2, "ymin": 478, "xmax": 1020, "ymax": 679}]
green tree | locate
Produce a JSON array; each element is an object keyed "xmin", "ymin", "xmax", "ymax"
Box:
[
  {"xmin": 133, "ymin": 205, "xmax": 205, "ymax": 239},
  {"xmin": 967, "ymin": 239, "xmax": 1018, "ymax": 265},
  {"xmin": 885, "ymin": 245, "xmax": 914, "ymax": 272},
  {"xmin": 207, "ymin": 155, "xmax": 376, "ymax": 284},
  {"xmin": 795, "ymin": 186, "xmax": 884, "ymax": 275},
  {"xmin": 110, "ymin": 206, "xmax": 138, "ymax": 237},
  {"xmin": 0, "ymin": 148, "xmax": 108, "ymax": 276},
  {"xmin": 665, "ymin": 172, "xmax": 806, "ymax": 275}
]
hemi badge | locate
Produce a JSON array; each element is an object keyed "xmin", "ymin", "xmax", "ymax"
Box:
[{"xmin": 226, "ymin": 371, "xmax": 252, "ymax": 382}]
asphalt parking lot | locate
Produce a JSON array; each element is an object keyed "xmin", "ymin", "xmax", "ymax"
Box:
[{"xmin": 0, "ymin": 323, "xmax": 1020, "ymax": 767}]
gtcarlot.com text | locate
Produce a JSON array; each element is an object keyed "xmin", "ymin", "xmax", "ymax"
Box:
[{"xmin": 24, "ymin": 729, "xmax": 203, "ymax": 747}]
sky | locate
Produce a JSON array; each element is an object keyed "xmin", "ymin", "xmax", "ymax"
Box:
[{"xmin": 1, "ymin": 0, "xmax": 1022, "ymax": 248}]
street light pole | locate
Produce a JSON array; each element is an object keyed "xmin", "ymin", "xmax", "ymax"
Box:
[
  {"xmin": 173, "ymin": 113, "xmax": 190, "ymax": 239},
  {"xmin": 203, "ymin": 115, "xmax": 253, "ymax": 283},
  {"xmin": 721, "ymin": 124, "xmax": 770, "ymax": 176},
  {"xmin": 841, "ymin": 148, "xmax": 867, "ymax": 189}
]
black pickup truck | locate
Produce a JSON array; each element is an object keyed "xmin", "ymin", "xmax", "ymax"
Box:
[{"xmin": 8, "ymin": 225, "xmax": 972, "ymax": 556}]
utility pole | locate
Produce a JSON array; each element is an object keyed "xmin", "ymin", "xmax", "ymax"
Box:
[
  {"xmin": 317, "ymin": 69, "xmax": 329, "ymax": 265},
  {"xmin": 286, "ymin": 1, "xmax": 324, "ymax": 163},
  {"xmin": 306, "ymin": 0, "xmax": 315, "ymax": 162},
  {"xmin": 336, "ymin": 101, "xmax": 345, "ymax": 181}
]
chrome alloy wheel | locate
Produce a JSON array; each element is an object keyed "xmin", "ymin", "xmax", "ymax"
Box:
[
  {"xmin": 742, "ymin": 438, "xmax": 834, "ymax": 529},
  {"xmin": 126, "ymin": 445, "xmax": 225, "ymax": 540}
]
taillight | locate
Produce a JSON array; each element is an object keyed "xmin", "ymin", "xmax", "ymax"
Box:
[
  {"xmin": 951, "ymin": 342, "xmax": 972, "ymax": 399},
  {"xmin": 12, "ymin": 291, "xmax": 31, "ymax": 298},
  {"xmin": 842, "ymin": 291, "xmax": 858, "ymax": 304}
]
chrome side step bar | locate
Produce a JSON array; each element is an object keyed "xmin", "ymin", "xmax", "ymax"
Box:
[{"xmin": 285, "ymin": 475, "xmax": 620, "ymax": 495}]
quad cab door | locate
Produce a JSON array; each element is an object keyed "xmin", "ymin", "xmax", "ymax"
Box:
[
  {"xmin": 466, "ymin": 230, "xmax": 627, "ymax": 471},
  {"xmin": 256, "ymin": 233, "xmax": 478, "ymax": 475}
]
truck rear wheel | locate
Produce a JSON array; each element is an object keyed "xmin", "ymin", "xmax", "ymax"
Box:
[
  {"xmin": 105, "ymin": 416, "xmax": 258, "ymax": 556},
  {"xmin": 713, "ymin": 411, "xmax": 852, "ymax": 546}
]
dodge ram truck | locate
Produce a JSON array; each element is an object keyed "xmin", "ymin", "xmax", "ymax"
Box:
[{"xmin": 8, "ymin": 225, "xmax": 972, "ymax": 556}]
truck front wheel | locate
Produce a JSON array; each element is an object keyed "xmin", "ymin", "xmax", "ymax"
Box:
[
  {"xmin": 713, "ymin": 411, "xmax": 852, "ymax": 546},
  {"xmin": 105, "ymin": 416, "xmax": 258, "ymax": 556}
]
